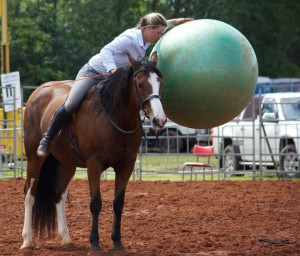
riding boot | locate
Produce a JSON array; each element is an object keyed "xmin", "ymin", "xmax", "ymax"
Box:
[{"xmin": 37, "ymin": 104, "xmax": 70, "ymax": 158}]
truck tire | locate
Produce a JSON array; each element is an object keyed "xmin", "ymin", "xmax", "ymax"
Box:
[
  {"xmin": 223, "ymin": 145, "xmax": 242, "ymax": 176},
  {"xmin": 158, "ymin": 129, "xmax": 184, "ymax": 153},
  {"xmin": 279, "ymin": 145, "xmax": 300, "ymax": 179}
]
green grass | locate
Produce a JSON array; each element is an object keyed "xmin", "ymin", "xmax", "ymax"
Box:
[
  {"xmin": 74, "ymin": 169, "xmax": 298, "ymax": 181},
  {"xmin": 1, "ymin": 154, "xmax": 299, "ymax": 182},
  {"xmin": 135, "ymin": 153, "xmax": 218, "ymax": 172}
]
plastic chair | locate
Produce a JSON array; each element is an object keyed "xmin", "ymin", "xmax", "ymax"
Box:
[{"xmin": 182, "ymin": 145, "xmax": 214, "ymax": 181}]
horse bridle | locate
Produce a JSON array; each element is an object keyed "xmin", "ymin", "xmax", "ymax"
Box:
[{"xmin": 101, "ymin": 67, "xmax": 162, "ymax": 134}]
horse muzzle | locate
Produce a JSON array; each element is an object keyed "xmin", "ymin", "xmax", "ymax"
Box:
[{"xmin": 151, "ymin": 116, "xmax": 167, "ymax": 131}]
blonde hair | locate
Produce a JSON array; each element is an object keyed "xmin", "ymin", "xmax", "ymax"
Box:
[{"xmin": 137, "ymin": 12, "xmax": 167, "ymax": 29}]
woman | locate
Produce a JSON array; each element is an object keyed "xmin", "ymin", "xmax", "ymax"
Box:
[{"xmin": 37, "ymin": 12, "xmax": 193, "ymax": 157}]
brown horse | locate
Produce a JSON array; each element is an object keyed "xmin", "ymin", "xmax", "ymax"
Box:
[{"xmin": 20, "ymin": 55, "xmax": 167, "ymax": 253}]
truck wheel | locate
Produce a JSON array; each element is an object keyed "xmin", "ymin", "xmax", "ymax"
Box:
[
  {"xmin": 158, "ymin": 130, "xmax": 184, "ymax": 153},
  {"xmin": 279, "ymin": 145, "xmax": 300, "ymax": 179},
  {"xmin": 223, "ymin": 145, "xmax": 242, "ymax": 177}
]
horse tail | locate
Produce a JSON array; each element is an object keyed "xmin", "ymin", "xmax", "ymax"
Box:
[{"xmin": 32, "ymin": 154, "xmax": 59, "ymax": 238}]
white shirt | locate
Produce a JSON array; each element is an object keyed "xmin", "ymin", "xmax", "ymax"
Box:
[
  {"xmin": 88, "ymin": 21, "xmax": 173, "ymax": 74},
  {"xmin": 89, "ymin": 28, "xmax": 150, "ymax": 74}
]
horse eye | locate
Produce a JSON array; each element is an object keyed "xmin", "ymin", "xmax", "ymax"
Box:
[{"xmin": 138, "ymin": 83, "xmax": 143, "ymax": 88}]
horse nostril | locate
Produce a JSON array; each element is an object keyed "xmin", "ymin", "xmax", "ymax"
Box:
[
  {"xmin": 152, "ymin": 117, "xmax": 159, "ymax": 127},
  {"xmin": 152, "ymin": 117, "xmax": 166, "ymax": 129}
]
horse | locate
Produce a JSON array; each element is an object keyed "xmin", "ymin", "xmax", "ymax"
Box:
[{"xmin": 20, "ymin": 55, "xmax": 167, "ymax": 253}]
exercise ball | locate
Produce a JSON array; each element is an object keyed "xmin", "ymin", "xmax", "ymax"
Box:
[{"xmin": 151, "ymin": 19, "xmax": 258, "ymax": 128}]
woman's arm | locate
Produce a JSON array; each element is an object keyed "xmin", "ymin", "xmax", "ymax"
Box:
[
  {"xmin": 168, "ymin": 17, "xmax": 194, "ymax": 26},
  {"xmin": 100, "ymin": 34, "xmax": 136, "ymax": 73}
]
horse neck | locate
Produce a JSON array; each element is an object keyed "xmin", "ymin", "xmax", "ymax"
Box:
[
  {"xmin": 115, "ymin": 77, "xmax": 141, "ymax": 124},
  {"xmin": 89, "ymin": 70, "xmax": 142, "ymax": 127}
]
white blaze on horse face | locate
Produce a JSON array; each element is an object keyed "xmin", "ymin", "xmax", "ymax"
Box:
[
  {"xmin": 21, "ymin": 178, "xmax": 35, "ymax": 249},
  {"xmin": 148, "ymin": 72, "xmax": 166, "ymax": 128}
]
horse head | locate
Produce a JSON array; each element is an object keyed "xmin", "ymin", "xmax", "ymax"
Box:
[{"xmin": 128, "ymin": 54, "xmax": 167, "ymax": 131}]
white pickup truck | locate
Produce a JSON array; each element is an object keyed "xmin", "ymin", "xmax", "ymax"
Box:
[
  {"xmin": 213, "ymin": 92, "xmax": 300, "ymax": 178},
  {"xmin": 142, "ymin": 118, "xmax": 211, "ymax": 153}
]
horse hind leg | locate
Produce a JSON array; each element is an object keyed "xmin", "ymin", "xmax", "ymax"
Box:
[
  {"xmin": 21, "ymin": 154, "xmax": 74, "ymax": 250},
  {"xmin": 56, "ymin": 187, "xmax": 74, "ymax": 247},
  {"xmin": 21, "ymin": 156, "xmax": 57, "ymax": 249},
  {"xmin": 55, "ymin": 165, "xmax": 77, "ymax": 248},
  {"xmin": 21, "ymin": 180, "xmax": 74, "ymax": 250},
  {"xmin": 21, "ymin": 178, "xmax": 36, "ymax": 249}
]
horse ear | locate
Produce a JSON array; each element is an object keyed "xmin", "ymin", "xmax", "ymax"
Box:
[{"xmin": 127, "ymin": 53, "xmax": 140, "ymax": 71}]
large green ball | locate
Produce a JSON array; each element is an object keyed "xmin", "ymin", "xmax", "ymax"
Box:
[{"xmin": 151, "ymin": 19, "xmax": 258, "ymax": 128}]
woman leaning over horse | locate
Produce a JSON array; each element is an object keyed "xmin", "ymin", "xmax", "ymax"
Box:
[{"xmin": 37, "ymin": 12, "xmax": 193, "ymax": 157}]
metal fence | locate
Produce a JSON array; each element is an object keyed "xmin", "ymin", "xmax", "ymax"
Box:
[{"xmin": 0, "ymin": 84, "xmax": 299, "ymax": 181}]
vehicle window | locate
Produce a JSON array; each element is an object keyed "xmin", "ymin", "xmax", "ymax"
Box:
[
  {"xmin": 261, "ymin": 98, "xmax": 278, "ymax": 117},
  {"xmin": 242, "ymin": 95, "xmax": 264, "ymax": 120},
  {"xmin": 292, "ymin": 82, "xmax": 300, "ymax": 92},
  {"xmin": 271, "ymin": 79, "xmax": 300, "ymax": 92},
  {"xmin": 281, "ymin": 97, "xmax": 300, "ymax": 120},
  {"xmin": 242, "ymin": 100, "xmax": 255, "ymax": 120}
]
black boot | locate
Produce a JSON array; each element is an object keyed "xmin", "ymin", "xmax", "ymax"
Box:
[{"xmin": 37, "ymin": 104, "xmax": 70, "ymax": 158}]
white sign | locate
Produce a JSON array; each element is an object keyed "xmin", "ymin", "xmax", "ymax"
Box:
[{"xmin": 1, "ymin": 71, "xmax": 22, "ymax": 112}]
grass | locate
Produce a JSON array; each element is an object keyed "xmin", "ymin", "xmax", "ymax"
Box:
[
  {"xmin": 74, "ymin": 169, "xmax": 298, "ymax": 182},
  {"xmin": 1, "ymin": 154, "xmax": 299, "ymax": 182}
]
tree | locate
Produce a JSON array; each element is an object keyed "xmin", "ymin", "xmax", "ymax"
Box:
[{"xmin": 6, "ymin": 0, "xmax": 300, "ymax": 92}]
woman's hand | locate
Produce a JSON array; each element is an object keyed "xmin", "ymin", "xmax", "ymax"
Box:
[
  {"xmin": 110, "ymin": 68, "xmax": 117, "ymax": 74},
  {"xmin": 171, "ymin": 17, "xmax": 194, "ymax": 26}
]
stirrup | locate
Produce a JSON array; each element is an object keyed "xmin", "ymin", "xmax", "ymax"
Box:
[{"xmin": 37, "ymin": 135, "xmax": 51, "ymax": 158}]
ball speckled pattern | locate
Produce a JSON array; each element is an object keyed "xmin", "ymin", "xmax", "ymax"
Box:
[{"xmin": 151, "ymin": 19, "xmax": 258, "ymax": 128}]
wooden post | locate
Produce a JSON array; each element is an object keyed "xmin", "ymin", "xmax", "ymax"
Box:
[{"xmin": 1, "ymin": 0, "xmax": 10, "ymax": 74}]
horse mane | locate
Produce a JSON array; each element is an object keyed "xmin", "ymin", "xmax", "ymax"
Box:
[
  {"xmin": 93, "ymin": 66, "xmax": 132, "ymax": 115},
  {"xmin": 91, "ymin": 59, "xmax": 162, "ymax": 115}
]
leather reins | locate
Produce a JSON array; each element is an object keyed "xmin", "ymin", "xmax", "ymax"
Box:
[{"xmin": 101, "ymin": 67, "xmax": 162, "ymax": 134}]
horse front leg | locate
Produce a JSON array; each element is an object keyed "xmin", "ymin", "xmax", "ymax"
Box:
[
  {"xmin": 111, "ymin": 168, "xmax": 132, "ymax": 251},
  {"xmin": 89, "ymin": 189, "xmax": 102, "ymax": 251},
  {"xmin": 87, "ymin": 167, "xmax": 102, "ymax": 252},
  {"xmin": 111, "ymin": 188, "xmax": 126, "ymax": 251}
]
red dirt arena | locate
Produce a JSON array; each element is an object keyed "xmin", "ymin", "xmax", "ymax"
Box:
[{"xmin": 0, "ymin": 179, "xmax": 299, "ymax": 256}]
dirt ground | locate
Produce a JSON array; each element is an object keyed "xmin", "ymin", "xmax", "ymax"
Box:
[{"xmin": 0, "ymin": 179, "xmax": 299, "ymax": 256}]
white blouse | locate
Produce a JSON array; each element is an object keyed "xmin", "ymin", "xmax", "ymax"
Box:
[{"xmin": 88, "ymin": 21, "xmax": 173, "ymax": 74}]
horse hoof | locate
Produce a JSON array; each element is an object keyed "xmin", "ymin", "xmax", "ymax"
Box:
[
  {"xmin": 87, "ymin": 246, "xmax": 102, "ymax": 256},
  {"xmin": 113, "ymin": 241, "xmax": 125, "ymax": 252},
  {"xmin": 87, "ymin": 249, "xmax": 103, "ymax": 256},
  {"xmin": 112, "ymin": 248, "xmax": 137, "ymax": 255},
  {"xmin": 20, "ymin": 243, "xmax": 34, "ymax": 250},
  {"xmin": 61, "ymin": 241, "xmax": 75, "ymax": 249},
  {"xmin": 20, "ymin": 246, "xmax": 34, "ymax": 256}
]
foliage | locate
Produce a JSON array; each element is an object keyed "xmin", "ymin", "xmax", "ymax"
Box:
[{"xmin": 4, "ymin": 0, "xmax": 300, "ymax": 94}]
